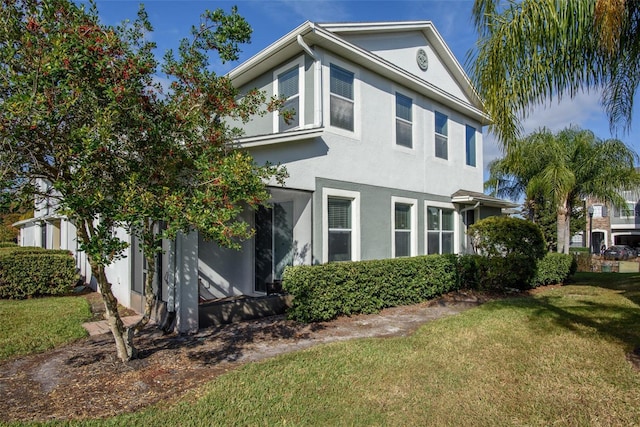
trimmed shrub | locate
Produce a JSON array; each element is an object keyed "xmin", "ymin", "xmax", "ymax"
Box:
[
  {"xmin": 0, "ymin": 242, "xmax": 17, "ymax": 248},
  {"xmin": 282, "ymin": 255, "xmax": 459, "ymax": 323},
  {"xmin": 457, "ymin": 254, "xmax": 538, "ymax": 291},
  {"xmin": 569, "ymin": 247, "xmax": 589, "ymax": 253},
  {"xmin": 573, "ymin": 252, "xmax": 592, "ymax": 272},
  {"xmin": 0, "ymin": 251, "xmax": 78, "ymax": 299},
  {"xmin": 532, "ymin": 253, "xmax": 576, "ymax": 287},
  {"xmin": 467, "ymin": 216, "xmax": 546, "ymax": 260}
]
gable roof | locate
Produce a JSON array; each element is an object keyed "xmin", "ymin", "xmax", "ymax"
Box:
[{"xmin": 228, "ymin": 21, "xmax": 490, "ymax": 124}]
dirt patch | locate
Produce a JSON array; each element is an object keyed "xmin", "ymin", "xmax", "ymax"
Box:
[{"xmin": 0, "ymin": 288, "xmax": 536, "ymax": 423}]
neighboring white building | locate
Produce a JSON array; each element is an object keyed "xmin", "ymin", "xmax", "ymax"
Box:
[{"xmin": 15, "ymin": 21, "xmax": 514, "ymax": 332}]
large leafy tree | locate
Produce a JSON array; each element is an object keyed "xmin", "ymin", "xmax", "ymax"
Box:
[
  {"xmin": 485, "ymin": 127, "xmax": 639, "ymax": 253},
  {"xmin": 471, "ymin": 0, "xmax": 640, "ymax": 144},
  {"xmin": 0, "ymin": 0, "xmax": 285, "ymax": 361}
]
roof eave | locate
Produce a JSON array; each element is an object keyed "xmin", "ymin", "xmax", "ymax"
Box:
[{"xmin": 236, "ymin": 127, "xmax": 324, "ymax": 148}]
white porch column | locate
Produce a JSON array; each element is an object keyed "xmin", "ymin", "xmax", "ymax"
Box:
[
  {"xmin": 34, "ymin": 222, "xmax": 43, "ymax": 247},
  {"xmin": 60, "ymin": 219, "xmax": 68, "ymax": 250},
  {"xmin": 175, "ymin": 230, "xmax": 199, "ymax": 333}
]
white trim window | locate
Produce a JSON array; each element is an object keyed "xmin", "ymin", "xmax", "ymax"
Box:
[
  {"xmin": 392, "ymin": 197, "xmax": 417, "ymax": 257},
  {"xmin": 435, "ymin": 111, "xmax": 448, "ymax": 160},
  {"xmin": 395, "ymin": 93, "xmax": 413, "ymax": 148},
  {"xmin": 329, "ymin": 64, "xmax": 355, "ymax": 132},
  {"xmin": 323, "ymin": 188, "xmax": 360, "ymax": 262},
  {"xmin": 614, "ymin": 202, "xmax": 639, "ymax": 218},
  {"xmin": 465, "ymin": 125, "xmax": 476, "ymax": 167},
  {"xmin": 273, "ymin": 58, "xmax": 303, "ymax": 132},
  {"xmin": 427, "ymin": 205, "xmax": 455, "ymax": 254}
]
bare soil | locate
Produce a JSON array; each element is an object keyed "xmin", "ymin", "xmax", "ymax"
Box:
[{"xmin": 0, "ymin": 286, "xmax": 597, "ymax": 423}]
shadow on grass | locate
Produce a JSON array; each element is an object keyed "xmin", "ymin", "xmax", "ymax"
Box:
[{"xmin": 480, "ymin": 273, "xmax": 640, "ymax": 351}]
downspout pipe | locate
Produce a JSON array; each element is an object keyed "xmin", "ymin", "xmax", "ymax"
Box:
[{"xmin": 297, "ymin": 33, "xmax": 323, "ymax": 128}]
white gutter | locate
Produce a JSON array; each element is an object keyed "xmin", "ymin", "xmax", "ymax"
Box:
[{"xmin": 297, "ymin": 32, "xmax": 323, "ymax": 128}]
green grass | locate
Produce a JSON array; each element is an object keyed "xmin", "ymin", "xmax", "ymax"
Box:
[
  {"xmin": 64, "ymin": 273, "xmax": 640, "ymax": 426},
  {"xmin": 0, "ymin": 296, "xmax": 91, "ymax": 360}
]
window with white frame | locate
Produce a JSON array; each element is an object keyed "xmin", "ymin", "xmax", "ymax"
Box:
[
  {"xmin": 465, "ymin": 125, "xmax": 476, "ymax": 166},
  {"xmin": 435, "ymin": 111, "xmax": 448, "ymax": 159},
  {"xmin": 274, "ymin": 61, "xmax": 302, "ymax": 132},
  {"xmin": 393, "ymin": 199, "xmax": 416, "ymax": 257},
  {"xmin": 395, "ymin": 93, "xmax": 412, "ymax": 148},
  {"xmin": 330, "ymin": 64, "xmax": 354, "ymax": 131},
  {"xmin": 427, "ymin": 206, "xmax": 454, "ymax": 254},
  {"xmin": 614, "ymin": 202, "xmax": 640, "ymax": 218},
  {"xmin": 328, "ymin": 198, "xmax": 352, "ymax": 261},
  {"xmin": 324, "ymin": 188, "xmax": 360, "ymax": 262}
]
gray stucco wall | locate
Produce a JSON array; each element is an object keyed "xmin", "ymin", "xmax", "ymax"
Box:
[
  {"xmin": 235, "ymin": 53, "xmax": 314, "ymax": 138},
  {"xmin": 313, "ymin": 177, "xmax": 456, "ymax": 263}
]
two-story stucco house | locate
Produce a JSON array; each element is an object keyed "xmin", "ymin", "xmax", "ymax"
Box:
[
  {"xmin": 586, "ymin": 192, "xmax": 640, "ymax": 253},
  {"xmin": 15, "ymin": 21, "xmax": 514, "ymax": 332}
]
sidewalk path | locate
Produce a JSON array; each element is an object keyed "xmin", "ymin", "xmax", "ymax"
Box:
[{"xmin": 82, "ymin": 315, "xmax": 144, "ymax": 336}]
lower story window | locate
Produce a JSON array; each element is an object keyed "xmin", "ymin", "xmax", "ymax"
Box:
[
  {"xmin": 328, "ymin": 197, "xmax": 352, "ymax": 261},
  {"xmin": 394, "ymin": 203, "xmax": 412, "ymax": 257},
  {"xmin": 427, "ymin": 206, "xmax": 454, "ymax": 254}
]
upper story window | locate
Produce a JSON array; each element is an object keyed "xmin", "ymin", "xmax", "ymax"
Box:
[
  {"xmin": 330, "ymin": 64, "xmax": 354, "ymax": 131},
  {"xmin": 395, "ymin": 93, "xmax": 413, "ymax": 148},
  {"xmin": 435, "ymin": 111, "xmax": 448, "ymax": 160},
  {"xmin": 614, "ymin": 202, "xmax": 639, "ymax": 218},
  {"xmin": 465, "ymin": 125, "xmax": 476, "ymax": 167},
  {"xmin": 276, "ymin": 67, "xmax": 299, "ymax": 131}
]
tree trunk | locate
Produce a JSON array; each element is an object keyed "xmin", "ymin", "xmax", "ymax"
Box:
[
  {"xmin": 556, "ymin": 198, "xmax": 570, "ymax": 254},
  {"xmin": 77, "ymin": 220, "xmax": 137, "ymax": 362},
  {"xmin": 93, "ymin": 264, "xmax": 137, "ymax": 361}
]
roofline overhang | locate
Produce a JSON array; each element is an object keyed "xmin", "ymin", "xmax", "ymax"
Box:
[
  {"xmin": 228, "ymin": 21, "xmax": 491, "ymax": 125},
  {"xmin": 452, "ymin": 195, "xmax": 518, "ymax": 209},
  {"xmin": 236, "ymin": 127, "xmax": 324, "ymax": 148},
  {"xmin": 12, "ymin": 214, "xmax": 64, "ymax": 228}
]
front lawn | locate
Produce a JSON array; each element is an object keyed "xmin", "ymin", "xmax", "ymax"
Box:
[
  {"xmin": 76, "ymin": 275, "xmax": 640, "ymax": 426},
  {"xmin": 0, "ymin": 296, "xmax": 91, "ymax": 360}
]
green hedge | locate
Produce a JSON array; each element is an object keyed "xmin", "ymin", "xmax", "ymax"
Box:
[
  {"xmin": 0, "ymin": 242, "xmax": 17, "ymax": 248},
  {"xmin": 455, "ymin": 254, "xmax": 538, "ymax": 292},
  {"xmin": 0, "ymin": 251, "xmax": 78, "ymax": 299},
  {"xmin": 569, "ymin": 247, "xmax": 589, "ymax": 253},
  {"xmin": 283, "ymin": 252, "xmax": 576, "ymax": 323},
  {"xmin": 282, "ymin": 256, "xmax": 459, "ymax": 323},
  {"xmin": 0, "ymin": 246, "xmax": 70, "ymax": 255},
  {"xmin": 532, "ymin": 253, "xmax": 577, "ymax": 287},
  {"xmin": 573, "ymin": 252, "xmax": 593, "ymax": 272}
]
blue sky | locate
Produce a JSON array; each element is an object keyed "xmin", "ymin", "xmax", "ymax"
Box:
[{"xmin": 85, "ymin": 0, "xmax": 640, "ymax": 182}]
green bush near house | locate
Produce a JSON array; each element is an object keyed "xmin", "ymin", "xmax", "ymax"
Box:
[
  {"xmin": 467, "ymin": 216, "xmax": 546, "ymax": 260},
  {"xmin": 0, "ymin": 250, "xmax": 78, "ymax": 299},
  {"xmin": 283, "ymin": 251, "xmax": 576, "ymax": 323},
  {"xmin": 455, "ymin": 253, "xmax": 538, "ymax": 291},
  {"xmin": 0, "ymin": 242, "xmax": 17, "ymax": 248},
  {"xmin": 283, "ymin": 255, "xmax": 459, "ymax": 322},
  {"xmin": 573, "ymin": 251, "xmax": 593, "ymax": 272},
  {"xmin": 569, "ymin": 246, "xmax": 589, "ymax": 253},
  {"xmin": 532, "ymin": 252, "xmax": 577, "ymax": 287}
]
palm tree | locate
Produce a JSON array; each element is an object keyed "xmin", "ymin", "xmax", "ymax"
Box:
[
  {"xmin": 471, "ymin": 0, "xmax": 640, "ymax": 145},
  {"xmin": 486, "ymin": 127, "xmax": 639, "ymax": 253}
]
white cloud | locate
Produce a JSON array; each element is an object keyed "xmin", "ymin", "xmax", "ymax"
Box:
[
  {"xmin": 482, "ymin": 90, "xmax": 610, "ymax": 181},
  {"xmin": 520, "ymin": 90, "xmax": 605, "ymax": 135}
]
